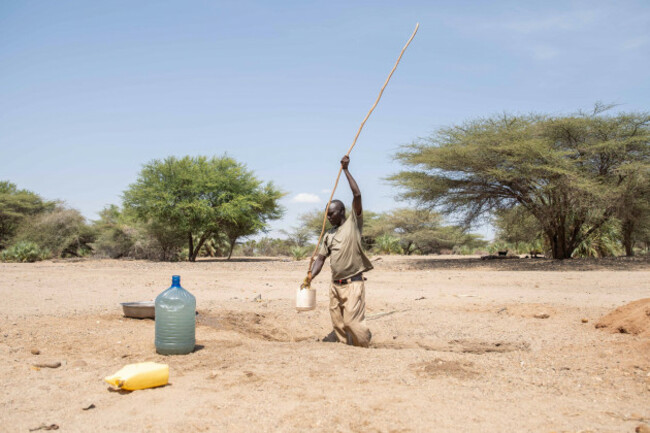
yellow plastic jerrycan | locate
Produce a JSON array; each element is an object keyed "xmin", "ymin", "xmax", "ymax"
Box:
[{"xmin": 104, "ymin": 362, "xmax": 169, "ymax": 391}]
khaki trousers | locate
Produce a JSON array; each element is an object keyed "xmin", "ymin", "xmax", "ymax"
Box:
[{"xmin": 329, "ymin": 280, "xmax": 371, "ymax": 347}]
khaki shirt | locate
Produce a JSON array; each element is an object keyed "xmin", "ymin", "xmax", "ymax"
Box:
[{"xmin": 318, "ymin": 209, "xmax": 373, "ymax": 280}]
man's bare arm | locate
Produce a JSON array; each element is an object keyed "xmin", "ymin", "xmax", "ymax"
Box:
[
  {"xmin": 341, "ymin": 156, "xmax": 362, "ymax": 216},
  {"xmin": 308, "ymin": 254, "xmax": 326, "ymax": 283}
]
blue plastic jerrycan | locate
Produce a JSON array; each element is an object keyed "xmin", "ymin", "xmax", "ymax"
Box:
[{"xmin": 155, "ymin": 275, "xmax": 196, "ymax": 355}]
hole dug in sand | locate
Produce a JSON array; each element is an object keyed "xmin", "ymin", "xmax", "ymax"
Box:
[
  {"xmin": 197, "ymin": 311, "xmax": 531, "ymax": 354},
  {"xmin": 197, "ymin": 311, "xmax": 314, "ymax": 343}
]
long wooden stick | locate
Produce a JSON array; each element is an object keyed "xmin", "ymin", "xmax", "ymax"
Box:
[{"xmin": 306, "ymin": 23, "xmax": 420, "ymax": 277}]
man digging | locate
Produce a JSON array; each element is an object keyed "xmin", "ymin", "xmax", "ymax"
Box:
[{"xmin": 305, "ymin": 155, "xmax": 374, "ymax": 347}]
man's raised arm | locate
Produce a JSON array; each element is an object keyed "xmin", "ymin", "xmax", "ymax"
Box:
[{"xmin": 341, "ymin": 155, "xmax": 362, "ymax": 216}]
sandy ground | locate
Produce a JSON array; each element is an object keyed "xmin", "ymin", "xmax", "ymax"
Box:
[{"xmin": 0, "ymin": 255, "xmax": 649, "ymax": 433}]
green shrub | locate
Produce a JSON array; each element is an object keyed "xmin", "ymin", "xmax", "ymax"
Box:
[
  {"xmin": 374, "ymin": 234, "xmax": 403, "ymax": 255},
  {"xmin": 0, "ymin": 241, "xmax": 50, "ymax": 262},
  {"xmin": 236, "ymin": 240, "xmax": 257, "ymax": 257},
  {"xmin": 290, "ymin": 246, "xmax": 309, "ymax": 261},
  {"xmin": 235, "ymin": 237, "xmax": 292, "ymax": 257},
  {"xmin": 93, "ymin": 224, "xmax": 135, "ymax": 258},
  {"xmin": 452, "ymin": 245, "xmax": 476, "ymax": 255}
]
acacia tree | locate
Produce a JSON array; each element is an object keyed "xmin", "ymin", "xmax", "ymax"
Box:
[
  {"xmin": 279, "ymin": 225, "xmax": 313, "ymax": 248},
  {"xmin": 123, "ymin": 155, "xmax": 284, "ymax": 262},
  {"xmin": 298, "ymin": 206, "xmax": 482, "ymax": 255},
  {"xmin": 375, "ymin": 208, "xmax": 485, "ymax": 254},
  {"xmin": 297, "ymin": 208, "xmax": 334, "ymax": 239},
  {"xmin": 297, "ymin": 208, "xmax": 381, "ymax": 250},
  {"xmin": 220, "ymin": 183, "xmax": 285, "ymax": 259},
  {"xmin": 389, "ymin": 108, "xmax": 650, "ymax": 259}
]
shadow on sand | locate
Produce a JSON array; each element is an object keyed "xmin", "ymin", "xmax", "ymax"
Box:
[
  {"xmin": 192, "ymin": 257, "xmax": 291, "ymax": 264},
  {"xmin": 390, "ymin": 256, "xmax": 650, "ymax": 272}
]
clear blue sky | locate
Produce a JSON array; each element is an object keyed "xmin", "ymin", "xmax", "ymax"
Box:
[{"xmin": 1, "ymin": 1, "xmax": 648, "ymax": 240}]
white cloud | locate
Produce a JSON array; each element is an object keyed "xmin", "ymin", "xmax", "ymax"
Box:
[{"xmin": 291, "ymin": 193, "xmax": 321, "ymax": 203}]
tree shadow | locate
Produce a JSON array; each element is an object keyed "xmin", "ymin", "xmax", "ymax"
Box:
[
  {"xmin": 398, "ymin": 256, "xmax": 650, "ymax": 272},
  {"xmin": 193, "ymin": 257, "xmax": 291, "ymax": 264}
]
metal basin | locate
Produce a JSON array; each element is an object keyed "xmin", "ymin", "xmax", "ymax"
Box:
[{"xmin": 121, "ymin": 301, "xmax": 155, "ymax": 319}]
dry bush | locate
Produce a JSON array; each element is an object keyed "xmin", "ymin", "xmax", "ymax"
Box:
[{"xmin": 15, "ymin": 207, "xmax": 95, "ymax": 258}]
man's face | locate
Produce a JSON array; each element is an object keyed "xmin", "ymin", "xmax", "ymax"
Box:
[{"xmin": 327, "ymin": 202, "xmax": 345, "ymax": 227}]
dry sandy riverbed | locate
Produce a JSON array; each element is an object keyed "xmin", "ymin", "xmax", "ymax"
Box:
[{"xmin": 1, "ymin": 255, "xmax": 649, "ymax": 433}]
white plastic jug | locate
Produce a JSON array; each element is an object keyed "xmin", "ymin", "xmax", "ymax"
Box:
[{"xmin": 296, "ymin": 287, "xmax": 316, "ymax": 311}]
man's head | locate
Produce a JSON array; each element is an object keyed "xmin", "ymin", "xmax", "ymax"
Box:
[{"xmin": 327, "ymin": 200, "xmax": 346, "ymax": 227}]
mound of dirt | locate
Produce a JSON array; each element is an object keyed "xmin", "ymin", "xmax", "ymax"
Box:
[{"xmin": 595, "ymin": 298, "xmax": 650, "ymax": 337}]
